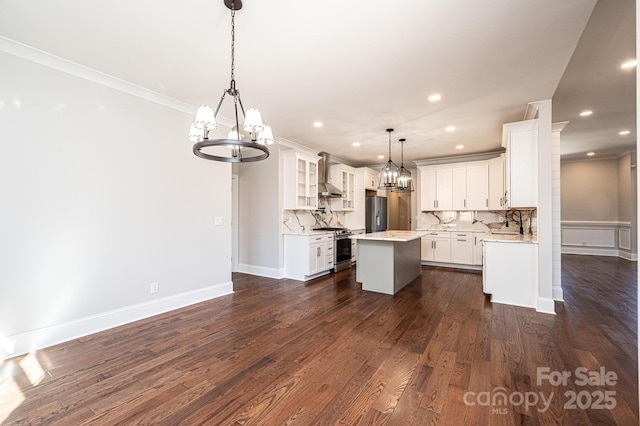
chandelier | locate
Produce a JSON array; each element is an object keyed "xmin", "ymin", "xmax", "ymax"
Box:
[
  {"xmin": 188, "ymin": 0, "xmax": 273, "ymax": 162},
  {"xmin": 378, "ymin": 128, "xmax": 400, "ymax": 189},
  {"xmin": 392, "ymin": 138, "xmax": 414, "ymax": 192}
]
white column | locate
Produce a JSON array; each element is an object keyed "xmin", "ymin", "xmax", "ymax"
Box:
[
  {"xmin": 532, "ymin": 100, "xmax": 555, "ymax": 314},
  {"xmin": 551, "ymin": 122, "xmax": 568, "ymax": 301}
]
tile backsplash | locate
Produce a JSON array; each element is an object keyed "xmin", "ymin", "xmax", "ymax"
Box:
[
  {"xmin": 417, "ymin": 209, "xmax": 537, "ymax": 234},
  {"xmin": 283, "ymin": 199, "xmax": 346, "ymax": 233}
]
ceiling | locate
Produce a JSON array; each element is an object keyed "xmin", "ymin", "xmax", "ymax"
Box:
[{"xmin": 0, "ymin": 0, "xmax": 635, "ymax": 166}]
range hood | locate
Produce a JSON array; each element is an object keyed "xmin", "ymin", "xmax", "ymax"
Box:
[{"xmin": 317, "ymin": 152, "xmax": 343, "ymax": 198}]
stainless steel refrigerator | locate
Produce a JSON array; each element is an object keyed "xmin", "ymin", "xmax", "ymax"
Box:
[{"xmin": 365, "ymin": 196, "xmax": 388, "ymax": 233}]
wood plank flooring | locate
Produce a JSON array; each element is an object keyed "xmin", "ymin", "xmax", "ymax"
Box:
[{"xmin": 1, "ymin": 254, "xmax": 637, "ymax": 424}]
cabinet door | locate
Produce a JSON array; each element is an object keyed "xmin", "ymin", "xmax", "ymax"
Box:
[
  {"xmin": 420, "ymin": 169, "xmax": 437, "ymax": 211},
  {"xmin": 435, "ymin": 168, "xmax": 453, "ymax": 210},
  {"xmin": 433, "ymin": 238, "xmax": 451, "ymax": 262},
  {"xmin": 342, "ymin": 171, "xmax": 355, "ymax": 210},
  {"xmin": 472, "ymin": 233, "xmax": 484, "ymax": 265},
  {"xmin": 364, "ymin": 171, "xmax": 378, "ymax": 190},
  {"xmin": 488, "ymin": 158, "xmax": 505, "ymax": 210},
  {"xmin": 307, "ymin": 160, "xmax": 318, "ymax": 209},
  {"xmin": 452, "ymin": 167, "xmax": 467, "ymax": 210},
  {"xmin": 505, "ymin": 121, "xmax": 538, "ymax": 208},
  {"xmin": 421, "ymin": 237, "xmax": 434, "ymax": 261},
  {"xmin": 467, "ymin": 164, "xmax": 489, "ymax": 210},
  {"xmin": 451, "ymin": 236, "xmax": 473, "ymax": 264},
  {"xmin": 296, "ymin": 158, "xmax": 309, "ymax": 208},
  {"xmin": 308, "ymin": 242, "xmax": 325, "ymax": 275}
]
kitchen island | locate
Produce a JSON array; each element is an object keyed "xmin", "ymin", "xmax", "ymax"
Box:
[{"xmin": 350, "ymin": 230, "xmax": 426, "ymax": 295}]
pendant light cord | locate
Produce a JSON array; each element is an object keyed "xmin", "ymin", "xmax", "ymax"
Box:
[{"xmin": 230, "ymin": 6, "xmax": 236, "ymax": 88}]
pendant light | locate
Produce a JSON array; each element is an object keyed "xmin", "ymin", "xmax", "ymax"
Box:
[
  {"xmin": 392, "ymin": 138, "xmax": 414, "ymax": 193},
  {"xmin": 188, "ymin": 0, "xmax": 273, "ymax": 162},
  {"xmin": 378, "ymin": 128, "xmax": 400, "ymax": 189}
]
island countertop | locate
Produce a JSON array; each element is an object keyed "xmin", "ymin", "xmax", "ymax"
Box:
[{"xmin": 350, "ymin": 230, "xmax": 427, "ymax": 242}]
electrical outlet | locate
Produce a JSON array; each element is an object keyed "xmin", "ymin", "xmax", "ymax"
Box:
[
  {"xmin": 214, "ymin": 217, "xmax": 223, "ymax": 226},
  {"xmin": 150, "ymin": 282, "xmax": 159, "ymax": 294}
]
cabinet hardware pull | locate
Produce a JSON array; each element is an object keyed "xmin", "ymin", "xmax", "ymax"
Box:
[
  {"xmin": 317, "ymin": 247, "xmax": 321, "ymax": 256},
  {"xmin": 464, "ymin": 199, "xmax": 466, "ymax": 208},
  {"xmin": 457, "ymin": 239, "xmax": 466, "ymax": 242},
  {"xmin": 486, "ymin": 198, "xmax": 488, "ymax": 207},
  {"xmin": 474, "ymin": 236, "xmax": 477, "ymax": 244}
]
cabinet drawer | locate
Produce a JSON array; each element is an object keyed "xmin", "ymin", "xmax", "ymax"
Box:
[
  {"xmin": 425, "ymin": 231, "xmax": 451, "ymax": 238},
  {"xmin": 308, "ymin": 233, "xmax": 332, "ymax": 243},
  {"xmin": 452, "ymin": 232, "xmax": 472, "ymax": 239}
]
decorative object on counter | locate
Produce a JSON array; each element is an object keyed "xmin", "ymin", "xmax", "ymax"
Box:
[
  {"xmin": 392, "ymin": 138, "xmax": 414, "ymax": 193},
  {"xmin": 188, "ymin": 0, "xmax": 273, "ymax": 163},
  {"xmin": 378, "ymin": 128, "xmax": 400, "ymax": 189}
]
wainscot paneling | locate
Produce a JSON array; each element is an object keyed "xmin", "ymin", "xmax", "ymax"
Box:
[{"xmin": 561, "ymin": 221, "xmax": 635, "ymax": 260}]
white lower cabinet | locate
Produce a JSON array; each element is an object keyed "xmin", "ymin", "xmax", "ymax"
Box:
[
  {"xmin": 421, "ymin": 231, "xmax": 451, "ymax": 262},
  {"xmin": 350, "ymin": 229, "xmax": 365, "ymax": 264},
  {"xmin": 472, "ymin": 233, "xmax": 484, "ymax": 265},
  {"xmin": 284, "ymin": 233, "xmax": 333, "ymax": 281},
  {"xmin": 421, "ymin": 230, "xmax": 486, "ymax": 267},
  {"xmin": 450, "ymin": 232, "xmax": 473, "ymax": 265}
]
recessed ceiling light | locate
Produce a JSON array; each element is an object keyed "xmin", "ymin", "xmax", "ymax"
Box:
[
  {"xmin": 619, "ymin": 130, "xmax": 631, "ymax": 136},
  {"xmin": 587, "ymin": 152, "xmax": 595, "ymax": 156},
  {"xmin": 621, "ymin": 59, "xmax": 637, "ymax": 69},
  {"xmin": 446, "ymin": 126, "xmax": 456, "ymax": 132},
  {"xmin": 352, "ymin": 142, "xmax": 361, "ymax": 147},
  {"xmin": 377, "ymin": 155, "xmax": 385, "ymax": 159},
  {"xmin": 455, "ymin": 145, "xmax": 464, "ymax": 150},
  {"xmin": 579, "ymin": 110, "xmax": 593, "ymax": 117},
  {"xmin": 313, "ymin": 121, "xmax": 323, "ymax": 128},
  {"xmin": 428, "ymin": 93, "xmax": 442, "ymax": 102}
]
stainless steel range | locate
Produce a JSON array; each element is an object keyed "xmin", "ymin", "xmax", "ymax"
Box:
[{"xmin": 313, "ymin": 227, "xmax": 352, "ymax": 272}]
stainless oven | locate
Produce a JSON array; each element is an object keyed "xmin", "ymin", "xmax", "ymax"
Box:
[
  {"xmin": 333, "ymin": 230, "xmax": 352, "ymax": 272},
  {"xmin": 313, "ymin": 227, "xmax": 352, "ymax": 272}
]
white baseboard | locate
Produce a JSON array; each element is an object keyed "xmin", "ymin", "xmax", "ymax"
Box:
[
  {"xmin": 618, "ymin": 250, "xmax": 638, "ymax": 261},
  {"xmin": 421, "ymin": 261, "xmax": 483, "ymax": 271},
  {"xmin": 1, "ymin": 281, "xmax": 233, "ymax": 361},
  {"xmin": 552, "ymin": 286, "xmax": 564, "ymax": 302},
  {"xmin": 238, "ymin": 263, "xmax": 285, "ymax": 279},
  {"xmin": 536, "ymin": 297, "xmax": 556, "ymax": 315},
  {"xmin": 561, "ymin": 246, "xmax": 619, "ymax": 257},
  {"xmin": 561, "ymin": 246, "xmax": 637, "ymax": 261}
]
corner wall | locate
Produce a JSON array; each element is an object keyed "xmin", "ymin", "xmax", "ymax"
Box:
[{"xmin": 0, "ymin": 41, "xmax": 233, "ymax": 359}]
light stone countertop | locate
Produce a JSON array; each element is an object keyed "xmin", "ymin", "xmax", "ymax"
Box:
[
  {"xmin": 350, "ymin": 230, "xmax": 427, "ymax": 242},
  {"xmin": 282, "ymin": 230, "xmax": 334, "ymax": 236},
  {"xmin": 482, "ymin": 233, "xmax": 538, "ymax": 243}
]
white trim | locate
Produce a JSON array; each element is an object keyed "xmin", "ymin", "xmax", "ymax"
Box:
[
  {"xmin": 561, "ymin": 246, "xmax": 619, "ymax": 257},
  {"xmin": 421, "ymin": 261, "xmax": 483, "ymax": 271},
  {"xmin": 238, "ymin": 263, "xmax": 285, "ymax": 279},
  {"xmin": 561, "ymin": 220, "xmax": 627, "ymax": 227},
  {"xmin": 1, "ymin": 281, "xmax": 233, "ymax": 361},
  {"xmin": 0, "ymin": 36, "xmax": 239, "ymax": 129},
  {"xmin": 552, "ymin": 286, "xmax": 564, "ymax": 302},
  {"xmin": 536, "ymin": 297, "xmax": 556, "ymax": 315}
]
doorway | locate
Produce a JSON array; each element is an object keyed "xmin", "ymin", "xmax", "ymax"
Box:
[{"xmin": 387, "ymin": 191, "xmax": 411, "ymax": 230}]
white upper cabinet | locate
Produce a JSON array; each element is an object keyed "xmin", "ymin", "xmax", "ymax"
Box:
[
  {"xmin": 502, "ymin": 120, "xmax": 538, "ymax": 208},
  {"xmin": 420, "ymin": 162, "xmax": 489, "ymax": 211},
  {"xmin": 419, "ymin": 167, "xmax": 453, "ymax": 211},
  {"xmin": 466, "ymin": 163, "xmax": 489, "ymax": 210},
  {"xmin": 330, "ymin": 164, "xmax": 355, "ymax": 211},
  {"xmin": 488, "ymin": 156, "xmax": 506, "ymax": 210},
  {"xmin": 452, "ymin": 167, "xmax": 467, "ymax": 210},
  {"xmin": 282, "ymin": 150, "xmax": 319, "ymax": 210},
  {"xmin": 363, "ymin": 169, "xmax": 379, "ymax": 191}
]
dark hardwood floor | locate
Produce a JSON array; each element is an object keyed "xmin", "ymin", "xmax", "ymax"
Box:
[{"xmin": 1, "ymin": 254, "xmax": 637, "ymax": 425}]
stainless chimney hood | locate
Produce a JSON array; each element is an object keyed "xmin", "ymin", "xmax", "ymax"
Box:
[{"xmin": 317, "ymin": 152, "xmax": 343, "ymax": 198}]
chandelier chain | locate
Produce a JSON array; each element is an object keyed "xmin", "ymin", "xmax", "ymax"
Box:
[{"xmin": 230, "ymin": 5, "xmax": 236, "ymax": 85}]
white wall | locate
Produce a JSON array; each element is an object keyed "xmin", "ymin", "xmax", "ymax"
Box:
[
  {"xmin": 0, "ymin": 44, "xmax": 232, "ymax": 359},
  {"xmin": 235, "ymin": 144, "xmax": 282, "ymax": 278}
]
